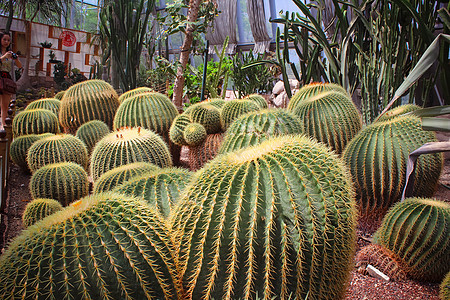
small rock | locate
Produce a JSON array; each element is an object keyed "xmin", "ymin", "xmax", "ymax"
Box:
[{"xmin": 367, "ymin": 264, "xmax": 390, "ymax": 282}]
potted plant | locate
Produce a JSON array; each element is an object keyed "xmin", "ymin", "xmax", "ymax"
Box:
[
  {"xmin": 49, "ymin": 50, "xmax": 59, "ymax": 63},
  {"xmin": 40, "ymin": 41, "xmax": 52, "ymax": 48}
]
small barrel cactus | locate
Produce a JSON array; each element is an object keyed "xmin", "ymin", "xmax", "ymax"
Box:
[
  {"xmin": 26, "ymin": 134, "xmax": 89, "ymax": 173},
  {"xmin": 118, "ymin": 86, "xmax": 154, "ymax": 103},
  {"xmin": 59, "ymin": 79, "xmax": 119, "ymax": 133},
  {"xmin": 75, "ymin": 120, "xmax": 110, "ymax": 154},
  {"xmin": 220, "ymin": 99, "xmax": 261, "ymax": 130},
  {"xmin": 291, "ymin": 90, "xmax": 362, "ymax": 153},
  {"xmin": 441, "ymin": 272, "xmax": 450, "ymax": 300},
  {"xmin": 205, "ymin": 98, "xmax": 226, "ymax": 109},
  {"xmin": 10, "ymin": 133, "xmax": 54, "ymax": 172},
  {"xmin": 22, "ymin": 198, "xmax": 63, "ymax": 228},
  {"xmin": 342, "ymin": 115, "xmax": 443, "ymax": 232},
  {"xmin": 169, "ymin": 113, "xmax": 192, "ymax": 146},
  {"xmin": 376, "ymin": 104, "xmax": 421, "ymax": 122},
  {"xmin": 25, "ymin": 98, "xmax": 60, "ymax": 115},
  {"xmin": 188, "ymin": 132, "xmax": 224, "ymax": 171},
  {"xmin": 93, "ymin": 162, "xmax": 160, "ymax": 193},
  {"xmin": 0, "ymin": 193, "xmax": 181, "ymax": 299},
  {"xmin": 183, "ymin": 123, "xmax": 207, "ymax": 146},
  {"xmin": 374, "ymin": 197, "xmax": 450, "ymax": 282},
  {"xmin": 90, "ymin": 127, "xmax": 172, "ymax": 181},
  {"xmin": 171, "ymin": 135, "xmax": 356, "ymax": 299},
  {"xmin": 188, "ymin": 102, "xmax": 222, "ymax": 134},
  {"xmin": 287, "ymin": 82, "xmax": 348, "ymax": 112},
  {"xmin": 29, "ymin": 162, "xmax": 89, "ymax": 206},
  {"xmin": 12, "ymin": 108, "xmax": 60, "ymax": 137},
  {"xmin": 114, "ymin": 167, "xmax": 193, "ymax": 218},
  {"xmin": 219, "ymin": 108, "xmax": 303, "ymax": 154},
  {"xmin": 54, "ymin": 90, "xmax": 65, "ymax": 100},
  {"xmin": 244, "ymin": 93, "xmax": 268, "ymax": 109}
]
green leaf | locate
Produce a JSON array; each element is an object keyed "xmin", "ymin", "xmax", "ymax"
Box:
[{"xmin": 421, "ymin": 117, "xmax": 450, "ymax": 132}]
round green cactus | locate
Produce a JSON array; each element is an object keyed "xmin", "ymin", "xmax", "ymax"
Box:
[
  {"xmin": 113, "ymin": 92, "xmax": 178, "ymax": 134},
  {"xmin": 12, "ymin": 108, "xmax": 60, "ymax": 137},
  {"xmin": 25, "ymin": 98, "xmax": 60, "ymax": 115},
  {"xmin": 10, "ymin": 133, "xmax": 54, "ymax": 172},
  {"xmin": 171, "ymin": 135, "xmax": 357, "ymax": 299},
  {"xmin": 30, "ymin": 162, "xmax": 89, "ymax": 206},
  {"xmin": 220, "ymin": 99, "xmax": 261, "ymax": 130},
  {"xmin": 22, "ymin": 198, "xmax": 63, "ymax": 228},
  {"xmin": 376, "ymin": 104, "xmax": 421, "ymax": 122},
  {"xmin": 0, "ymin": 192, "xmax": 181, "ymax": 299},
  {"xmin": 27, "ymin": 134, "xmax": 89, "ymax": 173},
  {"xmin": 287, "ymin": 82, "xmax": 348, "ymax": 112},
  {"xmin": 244, "ymin": 93, "xmax": 268, "ymax": 109},
  {"xmin": 114, "ymin": 167, "xmax": 193, "ymax": 218},
  {"xmin": 90, "ymin": 127, "xmax": 173, "ymax": 181},
  {"xmin": 219, "ymin": 108, "xmax": 303, "ymax": 154},
  {"xmin": 291, "ymin": 90, "xmax": 362, "ymax": 153},
  {"xmin": 118, "ymin": 86, "xmax": 154, "ymax": 103},
  {"xmin": 59, "ymin": 79, "xmax": 119, "ymax": 133},
  {"xmin": 204, "ymin": 98, "xmax": 226, "ymax": 109},
  {"xmin": 188, "ymin": 132, "xmax": 224, "ymax": 171},
  {"xmin": 54, "ymin": 90, "xmax": 65, "ymax": 100},
  {"xmin": 93, "ymin": 162, "xmax": 160, "ymax": 193},
  {"xmin": 183, "ymin": 123, "xmax": 207, "ymax": 146},
  {"xmin": 169, "ymin": 113, "xmax": 191, "ymax": 147},
  {"xmin": 342, "ymin": 115, "xmax": 443, "ymax": 232},
  {"xmin": 75, "ymin": 120, "xmax": 110, "ymax": 154},
  {"xmin": 188, "ymin": 102, "xmax": 222, "ymax": 134},
  {"xmin": 374, "ymin": 197, "xmax": 450, "ymax": 282},
  {"xmin": 441, "ymin": 271, "xmax": 450, "ymax": 300}
]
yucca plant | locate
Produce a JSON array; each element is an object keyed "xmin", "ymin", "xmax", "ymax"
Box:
[
  {"xmin": 22, "ymin": 198, "xmax": 63, "ymax": 228},
  {"xmin": 0, "ymin": 192, "xmax": 181, "ymax": 299},
  {"xmin": 171, "ymin": 135, "xmax": 356, "ymax": 299}
]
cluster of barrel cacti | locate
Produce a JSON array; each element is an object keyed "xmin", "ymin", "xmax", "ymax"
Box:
[{"xmin": 4, "ymin": 80, "xmax": 449, "ymax": 299}]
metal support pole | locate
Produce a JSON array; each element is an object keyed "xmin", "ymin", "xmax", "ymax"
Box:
[{"xmin": 200, "ymin": 40, "xmax": 209, "ymax": 102}]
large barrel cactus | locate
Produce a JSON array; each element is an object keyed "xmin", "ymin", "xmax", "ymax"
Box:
[
  {"xmin": 287, "ymin": 82, "xmax": 348, "ymax": 112},
  {"xmin": 171, "ymin": 135, "xmax": 357, "ymax": 299},
  {"xmin": 25, "ymin": 98, "xmax": 60, "ymax": 115},
  {"xmin": 342, "ymin": 115, "xmax": 443, "ymax": 231},
  {"xmin": 29, "ymin": 162, "xmax": 89, "ymax": 206},
  {"xmin": 59, "ymin": 79, "xmax": 119, "ymax": 133},
  {"xmin": 114, "ymin": 167, "xmax": 193, "ymax": 218},
  {"xmin": 10, "ymin": 133, "xmax": 54, "ymax": 172},
  {"xmin": 441, "ymin": 272, "xmax": 450, "ymax": 300},
  {"xmin": 218, "ymin": 108, "xmax": 303, "ymax": 154},
  {"xmin": 12, "ymin": 108, "xmax": 60, "ymax": 137},
  {"xmin": 75, "ymin": 120, "xmax": 110, "ymax": 154},
  {"xmin": 26, "ymin": 134, "xmax": 89, "ymax": 173},
  {"xmin": 22, "ymin": 198, "xmax": 63, "ymax": 228},
  {"xmin": 118, "ymin": 86, "xmax": 154, "ymax": 103},
  {"xmin": 290, "ymin": 90, "xmax": 362, "ymax": 153},
  {"xmin": 90, "ymin": 127, "xmax": 172, "ymax": 181},
  {"xmin": 373, "ymin": 198, "xmax": 450, "ymax": 282},
  {"xmin": 243, "ymin": 93, "xmax": 268, "ymax": 109},
  {"xmin": 376, "ymin": 104, "xmax": 421, "ymax": 122},
  {"xmin": 93, "ymin": 162, "xmax": 160, "ymax": 193},
  {"xmin": 220, "ymin": 99, "xmax": 261, "ymax": 130},
  {"xmin": 0, "ymin": 193, "xmax": 181, "ymax": 299}
]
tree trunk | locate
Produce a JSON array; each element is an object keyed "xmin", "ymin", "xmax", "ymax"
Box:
[
  {"xmin": 171, "ymin": 0, "xmax": 202, "ymax": 112},
  {"xmin": 16, "ymin": 20, "xmax": 33, "ymax": 91}
]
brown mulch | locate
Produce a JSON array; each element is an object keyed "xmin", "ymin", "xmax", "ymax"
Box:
[{"xmin": 0, "ymin": 153, "xmax": 448, "ymax": 299}]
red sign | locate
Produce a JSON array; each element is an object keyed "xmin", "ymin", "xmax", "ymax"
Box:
[{"xmin": 59, "ymin": 31, "xmax": 76, "ymax": 47}]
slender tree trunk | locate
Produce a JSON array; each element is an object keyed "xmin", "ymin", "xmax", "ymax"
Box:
[
  {"xmin": 172, "ymin": 0, "xmax": 201, "ymax": 111},
  {"xmin": 16, "ymin": 20, "xmax": 32, "ymax": 91},
  {"xmin": 5, "ymin": 0, "xmax": 14, "ymax": 32}
]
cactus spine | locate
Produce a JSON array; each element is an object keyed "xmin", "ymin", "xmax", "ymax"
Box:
[
  {"xmin": 93, "ymin": 162, "xmax": 160, "ymax": 193},
  {"xmin": 114, "ymin": 167, "xmax": 193, "ymax": 218},
  {"xmin": 0, "ymin": 193, "xmax": 181, "ymax": 299},
  {"xmin": 26, "ymin": 134, "xmax": 89, "ymax": 173},
  {"xmin": 374, "ymin": 198, "xmax": 450, "ymax": 282},
  {"xmin": 291, "ymin": 90, "xmax": 362, "ymax": 153},
  {"xmin": 12, "ymin": 108, "xmax": 60, "ymax": 137},
  {"xmin": 219, "ymin": 108, "xmax": 303, "ymax": 154},
  {"xmin": 59, "ymin": 79, "xmax": 119, "ymax": 133},
  {"xmin": 171, "ymin": 135, "xmax": 356, "ymax": 299},
  {"xmin": 75, "ymin": 120, "xmax": 110, "ymax": 154},
  {"xmin": 22, "ymin": 198, "xmax": 63, "ymax": 228},
  {"xmin": 29, "ymin": 162, "xmax": 89, "ymax": 206},
  {"xmin": 90, "ymin": 127, "xmax": 172, "ymax": 181},
  {"xmin": 10, "ymin": 133, "xmax": 54, "ymax": 172},
  {"xmin": 25, "ymin": 98, "xmax": 60, "ymax": 115},
  {"xmin": 342, "ymin": 115, "xmax": 443, "ymax": 232}
]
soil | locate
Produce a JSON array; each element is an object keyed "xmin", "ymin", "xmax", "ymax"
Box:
[{"xmin": 0, "ymin": 145, "xmax": 449, "ymax": 299}]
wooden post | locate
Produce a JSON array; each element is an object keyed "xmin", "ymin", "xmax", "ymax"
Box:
[{"xmin": 0, "ymin": 129, "xmax": 8, "ymax": 212}]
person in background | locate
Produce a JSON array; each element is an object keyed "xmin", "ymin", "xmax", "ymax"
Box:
[{"xmin": 0, "ymin": 31, "xmax": 22, "ymax": 130}]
